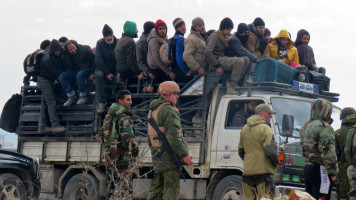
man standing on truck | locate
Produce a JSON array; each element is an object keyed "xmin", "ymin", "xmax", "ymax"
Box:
[
  {"xmin": 147, "ymin": 81, "xmax": 193, "ymax": 200},
  {"xmin": 300, "ymin": 99, "xmax": 338, "ymax": 200},
  {"xmin": 102, "ymin": 89, "xmax": 139, "ymax": 199},
  {"xmin": 238, "ymin": 104, "xmax": 278, "ymax": 200},
  {"xmin": 335, "ymin": 107, "xmax": 356, "ymax": 200}
]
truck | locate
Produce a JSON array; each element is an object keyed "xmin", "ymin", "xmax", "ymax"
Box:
[{"xmin": 11, "ymin": 69, "xmax": 340, "ymax": 199}]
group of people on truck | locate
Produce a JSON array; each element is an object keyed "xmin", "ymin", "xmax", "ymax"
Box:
[{"xmin": 33, "ymin": 16, "xmax": 325, "ymax": 134}]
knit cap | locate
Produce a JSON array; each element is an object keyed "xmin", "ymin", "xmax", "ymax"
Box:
[
  {"xmin": 192, "ymin": 17, "xmax": 204, "ymax": 27},
  {"xmin": 143, "ymin": 21, "xmax": 155, "ymax": 35},
  {"xmin": 124, "ymin": 21, "xmax": 137, "ymax": 38},
  {"xmin": 155, "ymin": 19, "xmax": 167, "ymax": 34},
  {"xmin": 253, "ymin": 17, "xmax": 265, "ymax": 27},
  {"xmin": 173, "ymin": 18, "xmax": 185, "ymax": 29},
  {"xmin": 102, "ymin": 24, "xmax": 113, "ymax": 37},
  {"xmin": 237, "ymin": 23, "xmax": 250, "ymax": 34},
  {"xmin": 219, "ymin": 17, "xmax": 234, "ymax": 30}
]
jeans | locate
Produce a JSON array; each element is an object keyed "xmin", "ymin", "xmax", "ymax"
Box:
[
  {"xmin": 94, "ymin": 69, "xmax": 106, "ymax": 103},
  {"xmin": 37, "ymin": 76, "xmax": 60, "ymax": 127},
  {"xmin": 58, "ymin": 69, "xmax": 91, "ymax": 95}
]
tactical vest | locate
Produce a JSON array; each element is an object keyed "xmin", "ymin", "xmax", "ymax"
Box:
[{"xmin": 147, "ymin": 103, "xmax": 183, "ymax": 147}]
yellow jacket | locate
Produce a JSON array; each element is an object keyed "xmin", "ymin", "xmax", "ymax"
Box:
[{"xmin": 264, "ymin": 29, "xmax": 299, "ymax": 65}]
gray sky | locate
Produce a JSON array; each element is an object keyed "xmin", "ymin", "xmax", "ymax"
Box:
[{"xmin": 0, "ymin": 0, "xmax": 355, "ymax": 143}]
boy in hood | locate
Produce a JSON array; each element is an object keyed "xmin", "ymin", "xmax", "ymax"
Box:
[
  {"xmin": 238, "ymin": 104, "xmax": 278, "ymax": 200},
  {"xmin": 147, "ymin": 20, "xmax": 173, "ymax": 90},
  {"xmin": 95, "ymin": 24, "xmax": 118, "ymax": 113},
  {"xmin": 37, "ymin": 39, "xmax": 66, "ymax": 133},
  {"xmin": 115, "ymin": 21, "xmax": 145, "ymax": 85},
  {"xmin": 264, "ymin": 29, "xmax": 299, "ymax": 66},
  {"xmin": 300, "ymin": 99, "xmax": 337, "ymax": 200},
  {"xmin": 246, "ymin": 17, "xmax": 265, "ymax": 57}
]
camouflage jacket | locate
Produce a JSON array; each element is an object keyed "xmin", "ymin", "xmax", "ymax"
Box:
[
  {"xmin": 345, "ymin": 126, "xmax": 356, "ymax": 166},
  {"xmin": 147, "ymin": 97, "xmax": 189, "ymax": 173},
  {"xmin": 300, "ymin": 99, "xmax": 338, "ymax": 176},
  {"xmin": 335, "ymin": 124, "xmax": 355, "ymax": 165},
  {"xmin": 103, "ymin": 103, "xmax": 139, "ymax": 168}
]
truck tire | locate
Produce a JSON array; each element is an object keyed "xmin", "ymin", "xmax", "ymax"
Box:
[
  {"xmin": 0, "ymin": 173, "xmax": 26, "ymax": 200},
  {"xmin": 63, "ymin": 174, "xmax": 100, "ymax": 200},
  {"xmin": 212, "ymin": 175, "xmax": 243, "ymax": 200}
]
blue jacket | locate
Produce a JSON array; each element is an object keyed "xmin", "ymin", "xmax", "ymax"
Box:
[{"xmin": 173, "ymin": 34, "xmax": 190, "ymax": 74}]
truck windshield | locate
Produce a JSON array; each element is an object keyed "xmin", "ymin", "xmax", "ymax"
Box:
[{"xmin": 271, "ymin": 97, "xmax": 341, "ymax": 138}]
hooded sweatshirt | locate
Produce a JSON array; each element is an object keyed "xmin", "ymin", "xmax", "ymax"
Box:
[
  {"xmin": 238, "ymin": 115, "xmax": 278, "ymax": 175},
  {"xmin": 300, "ymin": 99, "xmax": 338, "ymax": 176},
  {"xmin": 39, "ymin": 39, "xmax": 63, "ymax": 81},
  {"xmin": 294, "ymin": 29, "xmax": 317, "ymax": 71},
  {"xmin": 147, "ymin": 97, "xmax": 189, "ymax": 173},
  {"xmin": 264, "ymin": 30, "xmax": 299, "ymax": 65},
  {"xmin": 102, "ymin": 103, "xmax": 139, "ymax": 168}
]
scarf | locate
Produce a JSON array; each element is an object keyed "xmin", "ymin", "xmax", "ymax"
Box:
[{"xmin": 216, "ymin": 30, "xmax": 229, "ymax": 48}]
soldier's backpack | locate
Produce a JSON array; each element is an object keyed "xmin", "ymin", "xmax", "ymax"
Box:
[
  {"xmin": 0, "ymin": 94, "xmax": 22, "ymax": 133},
  {"xmin": 159, "ymin": 38, "xmax": 177, "ymax": 65},
  {"xmin": 23, "ymin": 49, "xmax": 47, "ymax": 79}
]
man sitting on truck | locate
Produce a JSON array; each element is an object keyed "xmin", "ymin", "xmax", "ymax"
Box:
[
  {"xmin": 246, "ymin": 17, "xmax": 265, "ymax": 57},
  {"xmin": 231, "ymin": 100, "xmax": 258, "ymax": 126},
  {"xmin": 102, "ymin": 89, "xmax": 139, "ymax": 199},
  {"xmin": 95, "ymin": 24, "xmax": 118, "ymax": 113},
  {"xmin": 205, "ymin": 17, "xmax": 250, "ymax": 95},
  {"xmin": 238, "ymin": 104, "xmax": 278, "ymax": 200},
  {"xmin": 147, "ymin": 81, "xmax": 193, "ymax": 200},
  {"xmin": 37, "ymin": 39, "xmax": 66, "ymax": 133}
]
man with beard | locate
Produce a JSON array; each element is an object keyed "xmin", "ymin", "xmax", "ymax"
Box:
[
  {"xmin": 246, "ymin": 17, "xmax": 265, "ymax": 57},
  {"xmin": 183, "ymin": 17, "xmax": 207, "ymax": 77},
  {"xmin": 115, "ymin": 21, "xmax": 145, "ymax": 82},
  {"xmin": 95, "ymin": 24, "xmax": 118, "ymax": 113},
  {"xmin": 232, "ymin": 100, "xmax": 258, "ymax": 126}
]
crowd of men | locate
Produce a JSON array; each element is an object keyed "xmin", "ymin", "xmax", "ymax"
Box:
[{"xmin": 33, "ymin": 16, "xmax": 346, "ymax": 200}]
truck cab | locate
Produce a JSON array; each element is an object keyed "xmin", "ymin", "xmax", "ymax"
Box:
[{"xmin": 11, "ymin": 71, "xmax": 340, "ymax": 199}]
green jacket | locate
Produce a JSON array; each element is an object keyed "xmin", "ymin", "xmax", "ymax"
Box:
[
  {"xmin": 147, "ymin": 97, "xmax": 189, "ymax": 173},
  {"xmin": 103, "ymin": 103, "xmax": 139, "ymax": 168},
  {"xmin": 300, "ymin": 99, "xmax": 338, "ymax": 176},
  {"xmin": 345, "ymin": 126, "xmax": 356, "ymax": 165},
  {"xmin": 238, "ymin": 115, "xmax": 278, "ymax": 175},
  {"xmin": 335, "ymin": 120, "xmax": 356, "ymax": 165},
  {"xmin": 115, "ymin": 34, "xmax": 141, "ymax": 75}
]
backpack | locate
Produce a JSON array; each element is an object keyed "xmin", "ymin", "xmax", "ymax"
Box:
[
  {"xmin": 159, "ymin": 38, "xmax": 177, "ymax": 65},
  {"xmin": 23, "ymin": 49, "xmax": 47, "ymax": 78},
  {"xmin": 0, "ymin": 94, "xmax": 22, "ymax": 133}
]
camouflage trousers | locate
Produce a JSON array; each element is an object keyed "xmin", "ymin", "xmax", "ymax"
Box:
[
  {"xmin": 337, "ymin": 163, "xmax": 351, "ymax": 200},
  {"xmin": 147, "ymin": 169, "xmax": 180, "ymax": 200},
  {"xmin": 217, "ymin": 56, "xmax": 250, "ymax": 83},
  {"xmin": 242, "ymin": 173, "xmax": 275, "ymax": 200},
  {"xmin": 348, "ymin": 165, "xmax": 356, "ymax": 200},
  {"xmin": 105, "ymin": 151, "xmax": 132, "ymax": 199}
]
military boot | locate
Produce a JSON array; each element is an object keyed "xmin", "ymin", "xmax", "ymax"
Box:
[{"xmin": 226, "ymin": 81, "xmax": 238, "ymax": 95}]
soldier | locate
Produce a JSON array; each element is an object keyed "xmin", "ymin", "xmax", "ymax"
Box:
[
  {"xmin": 335, "ymin": 107, "xmax": 356, "ymax": 200},
  {"xmin": 300, "ymin": 99, "xmax": 338, "ymax": 200},
  {"xmin": 102, "ymin": 89, "xmax": 139, "ymax": 199},
  {"xmin": 238, "ymin": 104, "xmax": 278, "ymax": 200},
  {"xmin": 344, "ymin": 114, "xmax": 356, "ymax": 199},
  {"xmin": 147, "ymin": 81, "xmax": 193, "ymax": 200}
]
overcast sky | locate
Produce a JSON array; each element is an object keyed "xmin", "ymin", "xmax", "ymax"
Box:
[{"xmin": 0, "ymin": 0, "xmax": 355, "ymax": 143}]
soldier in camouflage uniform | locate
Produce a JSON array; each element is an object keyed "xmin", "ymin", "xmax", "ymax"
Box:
[
  {"xmin": 344, "ymin": 114, "xmax": 356, "ymax": 200},
  {"xmin": 147, "ymin": 81, "xmax": 193, "ymax": 200},
  {"xmin": 102, "ymin": 89, "xmax": 139, "ymax": 199},
  {"xmin": 335, "ymin": 107, "xmax": 356, "ymax": 200},
  {"xmin": 300, "ymin": 99, "xmax": 338, "ymax": 200}
]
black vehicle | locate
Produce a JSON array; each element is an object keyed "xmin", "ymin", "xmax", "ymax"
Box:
[{"xmin": 0, "ymin": 149, "xmax": 41, "ymax": 200}]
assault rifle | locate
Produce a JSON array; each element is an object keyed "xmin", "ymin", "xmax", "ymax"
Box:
[{"xmin": 147, "ymin": 117, "xmax": 186, "ymax": 181}]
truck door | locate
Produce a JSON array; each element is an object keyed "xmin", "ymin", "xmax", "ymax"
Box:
[{"xmin": 214, "ymin": 98, "xmax": 265, "ymax": 168}]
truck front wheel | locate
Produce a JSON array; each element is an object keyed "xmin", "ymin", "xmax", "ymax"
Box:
[
  {"xmin": 63, "ymin": 173, "xmax": 100, "ymax": 200},
  {"xmin": 212, "ymin": 175, "xmax": 243, "ymax": 200},
  {"xmin": 0, "ymin": 173, "xmax": 26, "ymax": 200}
]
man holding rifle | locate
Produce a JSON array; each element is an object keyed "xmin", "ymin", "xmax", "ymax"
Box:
[{"xmin": 147, "ymin": 81, "xmax": 193, "ymax": 200}]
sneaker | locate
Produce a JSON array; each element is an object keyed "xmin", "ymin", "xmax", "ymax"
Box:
[
  {"xmin": 63, "ymin": 96, "xmax": 76, "ymax": 107},
  {"xmin": 52, "ymin": 125, "xmax": 65, "ymax": 133},
  {"xmin": 77, "ymin": 96, "xmax": 87, "ymax": 105},
  {"xmin": 38, "ymin": 126, "xmax": 52, "ymax": 134},
  {"xmin": 96, "ymin": 102, "xmax": 107, "ymax": 114}
]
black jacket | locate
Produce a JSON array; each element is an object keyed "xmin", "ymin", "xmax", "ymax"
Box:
[
  {"xmin": 115, "ymin": 34, "xmax": 140, "ymax": 75},
  {"xmin": 226, "ymin": 33, "xmax": 257, "ymax": 62},
  {"xmin": 95, "ymin": 37, "xmax": 118, "ymax": 76},
  {"xmin": 71, "ymin": 44, "xmax": 95, "ymax": 73},
  {"xmin": 39, "ymin": 40, "xmax": 63, "ymax": 81}
]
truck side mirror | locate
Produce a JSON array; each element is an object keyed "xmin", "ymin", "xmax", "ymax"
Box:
[{"xmin": 281, "ymin": 114, "xmax": 294, "ymax": 137}]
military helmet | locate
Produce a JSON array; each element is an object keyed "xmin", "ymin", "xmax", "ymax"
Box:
[
  {"xmin": 340, "ymin": 107, "xmax": 356, "ymax": 120},
  {"xmin": 158, "ymin": 81, "xmax": 180, "ymax": 95}
]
